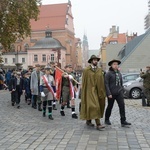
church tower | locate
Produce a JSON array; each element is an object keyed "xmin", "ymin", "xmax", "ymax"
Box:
[{"xmin": 82, "ymin": 34, "xmax": 89, "ymax": 67}]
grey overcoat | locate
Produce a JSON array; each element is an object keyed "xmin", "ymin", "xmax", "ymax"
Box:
[{"xmin": 30, "ymin": 71, "xmax": 43, "ymax": 95}]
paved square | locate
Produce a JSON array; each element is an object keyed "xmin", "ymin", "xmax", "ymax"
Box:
[{"xmin": 0, "ymin": 90, "xmax": 150, "ymax": 150}]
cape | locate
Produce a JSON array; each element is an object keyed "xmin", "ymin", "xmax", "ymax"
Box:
[{"xmin": 80, "ymin": 66, "xmax": 106, "ymax": 120}]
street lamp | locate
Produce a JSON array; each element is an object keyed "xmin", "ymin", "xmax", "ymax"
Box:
[
  {"xmin": 47, "ymin": 55, "xmax": 50, "ymax": 64},
  {"xmin": 15, "ymin": 45, "xmax": 21, "ymax": 70}
]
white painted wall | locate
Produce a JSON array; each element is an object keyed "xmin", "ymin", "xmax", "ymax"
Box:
[{"xmin": 2, "ymin": 53, "xmax": 28, "ymax": 69}]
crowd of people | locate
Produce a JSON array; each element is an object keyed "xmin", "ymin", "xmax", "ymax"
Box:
[
  {"xmin": 0, "ymin": 62, "xmax": 81, "ymax": 120},
  {"xmin": 0, "ymin": 55, "xmax": 150, "ymax": 131}
]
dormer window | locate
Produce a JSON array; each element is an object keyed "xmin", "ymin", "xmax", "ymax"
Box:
[{"xmin": 109, "ymin": 41, "xmax": 118, "ymax": 44}]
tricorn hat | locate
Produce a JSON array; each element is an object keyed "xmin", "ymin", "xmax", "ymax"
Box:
[
  {"xmin": 108, "ymin": 59, "xmax": 121, "ymax": 66},
  {"xmin": 88, "ymin": 55, "xmax": 100, "ymax": 63}
]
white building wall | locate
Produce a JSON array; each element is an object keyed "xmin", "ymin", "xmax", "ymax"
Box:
[{"xmin": 2, "ymin": 53, "xmax": 28, "ymax": 69}]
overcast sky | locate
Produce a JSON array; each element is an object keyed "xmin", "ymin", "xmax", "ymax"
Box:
[{"xmin": 42, "ymin": 0, "xmax": 148, "ymax": 49}]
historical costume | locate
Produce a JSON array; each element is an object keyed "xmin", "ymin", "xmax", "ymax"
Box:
[
  {"xmin": 60, "ymin": 64, "xmax": 78, "ymax": 119},
  {"xmin": 40, "ymin": 65, "xmax": 56, "ymax": 120},
  {"xmin": 80, "ymin": 55, "xmax": 106, "ymax": 130}
]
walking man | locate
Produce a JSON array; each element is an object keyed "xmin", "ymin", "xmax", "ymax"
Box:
[
  {"xmin": 30, "ymin": 64, "xmax": 43, "ymax": 111},
  {"xmin": 140, "ymin": 66, "xmax": 150, "ymax": 107},
  {"xmin": 105, "ymin": 59, "xmax": 131, "ymax": 127},
  {"xmin": 9, "ymin": 72, "xmax": 23, "ymax": 108},
  {"xmin": 80, "ymin": 55, "xmax": 106, "ymax": 130}
]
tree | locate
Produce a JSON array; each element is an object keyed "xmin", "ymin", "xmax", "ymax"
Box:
[{"xmin": 0, "ymin": 0, "xmax": 41, "ymax": 51}]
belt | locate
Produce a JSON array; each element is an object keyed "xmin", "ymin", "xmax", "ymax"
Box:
[{"xmin": 43, "ymin": 86, "xmax": 47, "ymax": 88}]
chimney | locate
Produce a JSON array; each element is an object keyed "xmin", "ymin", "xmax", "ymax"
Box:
[{"xmin": 112, "ymin": 25, "xmax": 116, "ymax": 33}]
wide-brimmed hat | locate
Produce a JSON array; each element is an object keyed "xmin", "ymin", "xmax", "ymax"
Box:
[
  {"xmin": 35, "ymin": 64, "xmax": 40, "ymax": 67},
  {"xmin": 88, "ymin": 55, "xmax": 100, "ymax": 63},
  {"xmin": 65, "ymin": 64, "xmax": 72, "ymax": 68},
  {"xmin": 108, "ymin": 59, "xmax": 121, "ymax": 66}
]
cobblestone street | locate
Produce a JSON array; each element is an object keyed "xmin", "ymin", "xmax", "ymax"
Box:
[{"xmin": 0, "ymin": 90, "xmax": 150, "ymax": 150}]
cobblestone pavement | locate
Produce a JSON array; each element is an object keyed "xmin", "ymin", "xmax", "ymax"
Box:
[{"xmin": 0, "ymin": 90, "xmax": 150, "ymax": 150}]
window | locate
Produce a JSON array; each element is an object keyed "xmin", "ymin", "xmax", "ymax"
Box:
[
  {"xmin": 4, "ymin": 58, "xmax": 8, "ymax": 63},
  {"xmin": 109, "ymin": 41, "xmax": 118, "ymax": 44},
  {"xmin": 24, "ymin": 43, "xmax": 29, "ymax": 51},
  {"xmin": 51, "ymin": 54, "xmax": 54, "ymax": 61},
  {"xmin": 42, "ymin": 54, "xmax": 46, "ymax": 62},
  {"xmin": 22, "ymin": 58, "xmax": 25, "ymax": 63},
  {"xmin": 12, "ymin": 58, "xmax": 16, "ymax": 63},
  {"xmin": 124, "ymin": 75, "xmax": 137, "ymax": 81},
  {"xmin": 34, "ymin": 55, "xmax": 38, "ymax": 62}
]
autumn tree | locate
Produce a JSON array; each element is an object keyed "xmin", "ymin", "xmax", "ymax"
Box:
[{"xmin": 0, "ymin": 0, "xmax": 41, "ymax": 51}]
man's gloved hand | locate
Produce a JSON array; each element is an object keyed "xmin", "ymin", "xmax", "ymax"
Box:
[
  {"xmin": 68, "ymin": 75, "xmax": 73, "ymax": 80},
  {"xmin": 41, "ymin": 92, "xmax": 45, "ymax": 97}
]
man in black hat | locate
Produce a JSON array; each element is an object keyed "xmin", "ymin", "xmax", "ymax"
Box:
[
  {"xmin": 80, "ymin": 55, "xmax": 106, "ymax": 130},
  {"xmin": 105, "ymin": 59, "xmax": 131, "ymax": 127}
]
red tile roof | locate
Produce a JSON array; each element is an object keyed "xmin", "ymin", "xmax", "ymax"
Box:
[
  {"xmin": 30, "ymin": 3, "xmax": 68, "ymax": 31},
  {"xmin": 109, "ymin": 33, "xmax": 126, "ymax": 44}
]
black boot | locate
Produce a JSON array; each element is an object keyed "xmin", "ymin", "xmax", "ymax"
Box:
[
  {"xmin": 38, "ymin": 103, "xmax": 42, "ymax": 111},
  {"xmin": 49, "ymin": 115, "xmax": 54, "ymax": 120},
  {"xmin": 53, "ymin": 105, "xmax": 57, "ymax": 110},
  {"xmin": 72, "ymin": 113, "xmax": 78, "ymax": 119},
  {"xmin": 60, "ymin": 111, "xmax": 65, "ymax": 116},
  {"xmin": 105, "ymin": 120, "xmax": 111, "ymax": 125},
  {"xmin": 32, "ymin": 105, "xmax": 37, "ymax": 109},
  {"xmin": 121, "ymin": 121, "xmax": 131, "ymax": 127},
  {"xmin": 43, "ymin": 112, "xmax": 46, "ymax": 117}
]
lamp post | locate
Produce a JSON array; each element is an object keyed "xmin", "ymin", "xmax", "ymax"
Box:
[
  {"xmin": 15, "ymin": 45, "xmax": 21, "ymax": 70},
  {"xmin": 47, "ymin": 55, "xmax": 50, "ymax": 64}
]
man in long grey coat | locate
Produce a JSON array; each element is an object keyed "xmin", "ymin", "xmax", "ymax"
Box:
[{"xmin": 30, "ymin": 64, "xmax": 43, "ymax": 111}]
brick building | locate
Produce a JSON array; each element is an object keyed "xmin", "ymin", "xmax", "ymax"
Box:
[{"xmin": 2, "ymin": 1, "xmax": 80, "ymax": 70}]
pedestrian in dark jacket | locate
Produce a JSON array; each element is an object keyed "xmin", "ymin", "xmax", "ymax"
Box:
[
  {"xmin": 140, "ymin": 66, "xmax": 150, "ymax": 107},
  {"xmin": 9, "ymin": 71, "xmax": 23, "ymax": 108},
  {"xmin": 5, "ymin": 70, "xmax": 12, "ymax": 86},
  {"xmin": 23, "ymin": 72, "xmax": 32, "ymax": 105},
  {"xmin": 105, "ymin": 59, "xmax": 131, "ymax": 127},
  {"xmin": 0, "ymin": 69, "xmax": 4, "ymax": 90}
]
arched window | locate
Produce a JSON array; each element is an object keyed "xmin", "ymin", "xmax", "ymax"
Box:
[{"xmin": 24, "ymin": 43, "xmax": 29, "ymax": 51}]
